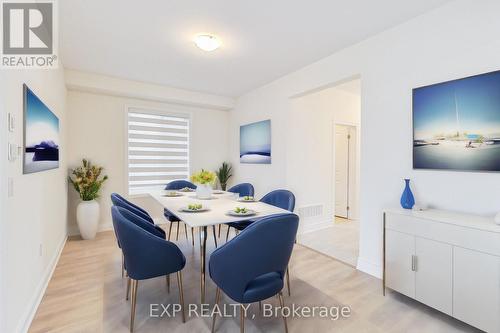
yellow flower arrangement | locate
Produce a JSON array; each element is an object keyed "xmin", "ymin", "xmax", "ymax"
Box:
[{"xmin": 190, "ymin": 169, "xmax": 216, "ymax": 185}]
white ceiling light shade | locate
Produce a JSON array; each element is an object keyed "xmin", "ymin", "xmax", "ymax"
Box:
[{"xmin": 194, "ymin": 34, "xmax": 221, "ymax": 52}]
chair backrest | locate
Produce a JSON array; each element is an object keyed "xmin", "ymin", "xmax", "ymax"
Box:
[
  {"xmin": 110, "ymin": 193, "xmax": 153, "ymax": 223},
  {"xmin": 111, "ymin": 206, "xmax": 185, "ymax": 280},
  {"xmin": 209, "ymin": 213, "xmax": 299, "ymax": 302},
  {"xmin": 260, "ymin": 189, "xmax": 295, "ymax": 212},
  {"xmin": 228, "ymin": 183, "xmax": 255, "ymax": 197},
  {"xmin": 165, "ymin": 180, "xmax": 196, "ymax": 190},
  {"xmin": 115, "ymin": 206, "xmax": 165, "ymax": 239}
]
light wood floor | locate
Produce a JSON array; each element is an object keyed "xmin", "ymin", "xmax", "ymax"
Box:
[
  {"xmin": 298, "ymin": 217, "xmax": 359, "ymax": 266},
  {"xmin": 29, "ymin": 224, "xmax": 479, "ymax": 333}
]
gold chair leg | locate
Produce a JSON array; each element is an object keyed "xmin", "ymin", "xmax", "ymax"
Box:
[
  {"xmin": 226, "ymin": 226, "xmax": 230, "ymax": 241},
  {"xmin": 130, "ymin": 280, "xmax": 138, "ymax": 332},
  {"xmin": 211, "ymin": 287, "xmax": 221, "ymax": 333},
  {"xmin": 166, "ymin": 275, "xmax": 170, "ymax": 293},
  {"xmin": 240, "ymin": 304, "xmax": 245, "ymax": 333},
  {"xmin": 212, "ymin": 226, "xmax": 218, "ymax": 247},
  {"xmin": 184, "ymin": 223, "xmax": 188, "ymax": 241},
  {"xmin": 177, "ymin": 271, "xmax": 186, "ymax": 323},
  {"xmin": 286, "ymin": 268, "xmax": 291, "ymax": 296},
  {"xmin": 278, "ymin": 292, "xmax": 288, "ymax": 333},
  {"xmin": 176, "ymin": 221, "xmax": 180, "ymax": 240},
  {"xmin": 191, "ymin": 227, "xmax": 195, "ymax": 246},
  {"xmin": 168, "ymin": 222, "xmax": 173, "ymax": 241},
  {"xmin": 218, "ymin": 224, "xmax": 221, "ymax": 238},
  {"xmin": 121, "ymin": 253, "xmax": 125, "ymax": 278},
  {"xmin": 126, "ymin": 277, "xmax": 131, "ymax": 300}
]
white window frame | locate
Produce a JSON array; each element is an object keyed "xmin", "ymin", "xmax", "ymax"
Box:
[{"xmin": 125, "ymin": 105, "xmax": 192, "ymax": 197}]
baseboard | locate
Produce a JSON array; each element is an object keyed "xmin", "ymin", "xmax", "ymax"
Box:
[
  {"xmin": 356, "ymin": 256, "xmax": 382, "ymax": 279},
  {"xmin": 17, "ymin": 233, "xmax": 67, "ymax": 333}
]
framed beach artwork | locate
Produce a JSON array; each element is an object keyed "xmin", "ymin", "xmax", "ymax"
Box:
[
  {"xmin": 240, "ymin": 119, "xmax": 271, "ymax": 164},
  {"xmin": 23, "ymin": 84, "xmax": 60, "ymax": 174},
  {"xmin": 413, "ymin": 70, "xmax": 500, "ymax": 172}
]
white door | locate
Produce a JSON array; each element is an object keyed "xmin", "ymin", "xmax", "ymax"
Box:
[
  {"xmin": 335, "ymin": 125, "xmax": 350, "ymax": 218},
  {"xmin": 385, "ymin": 230, "xmax": 416, "ymax": 298},
  {"xmin": 415, "ymin": 237, "xmax": 453, "ymax": 315}
]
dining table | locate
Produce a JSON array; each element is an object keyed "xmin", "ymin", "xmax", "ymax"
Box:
[{"xmin": 149, "ymin": 189, "xmax": 290, "ymax": 303}]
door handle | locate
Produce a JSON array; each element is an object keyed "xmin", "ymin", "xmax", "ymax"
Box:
[{"xmin": 411, "ymin": 255, "xmax": 418, "ymax": 271}]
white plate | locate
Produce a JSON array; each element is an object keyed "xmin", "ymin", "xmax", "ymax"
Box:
[
  {"xmin": 162, "ymin": 192, "xmax": 183, "ymax": 197},
  {"xmin": 179, "ymin": 207, "xmax": 209, "ymax": 213},
  {"xmin": 212, "ymin": 190, "xmax": 225, "ymax": 194},
  {"xmin": 237, "ymin": 197, "xmax": 256, "ymax": 202},
  {"xmin": 227, "ymin": 209, "xmax": 257, "ymax": 217}
]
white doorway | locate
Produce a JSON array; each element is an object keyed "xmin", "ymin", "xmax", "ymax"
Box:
[
  {"xmin": 292, "ymin": 77, "xmax": 361, "ymax": 267},
  {"xmin": 334, "ymin": 124, "xmax": 356, "ymax": 219}
]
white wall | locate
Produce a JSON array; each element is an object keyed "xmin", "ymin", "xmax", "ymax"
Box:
[
  {"xmin": 66, "ymin": 85, "xmax": 231, "ymax": 234},
  {"xmin": 287, "ymin": 86, "xmax": 360, "ymax": 233},
  {"xmin": 230, "ymin": 0, "xmax": 500, "ymax": 278},
  {"xmin": 0, "ymin": 67, "xmax": 67, "ymax": 333}
]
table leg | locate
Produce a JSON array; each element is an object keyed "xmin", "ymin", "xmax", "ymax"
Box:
[{"xmin": 199, "ymin": 226, "xmax": 207, "ymax": 303}]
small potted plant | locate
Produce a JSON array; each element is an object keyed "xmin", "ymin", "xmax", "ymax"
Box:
[
  {"xmin": 190, "ymin": 169, "xmax": 216, "ymax": 199},
  {"xmin": 69, "ymin": 159, "xmax": 108, "ymax": 240},
  {"xmin": 215, "ymin": 162, "xmax": 232, "ymax": 191}
]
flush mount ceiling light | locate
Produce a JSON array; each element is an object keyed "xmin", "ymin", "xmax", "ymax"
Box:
[{"xmin": 194, "ymin": 34, "xmax": 221, "ymax": 52}]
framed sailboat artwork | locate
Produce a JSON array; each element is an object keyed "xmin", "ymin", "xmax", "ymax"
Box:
[{"xmin": 413, "ymin": 70, "xmax": 500, "ymax": 172}]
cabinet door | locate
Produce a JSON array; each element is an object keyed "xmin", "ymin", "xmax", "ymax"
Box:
[
  {"xmin": 415, "ymin": 237, "xmax": 452, "ymax": 315},
  {"xmin": 385, "ymin": 229, "xmax": 415, "ymax": 298},
  {"xmin": 453, "ymin": 247, "xmax": 500, "ymax": 333}
]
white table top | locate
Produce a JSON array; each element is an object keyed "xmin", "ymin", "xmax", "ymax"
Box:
[{"xmin": 149, "ymin": 190, "xmax": 290, "ymax": 228}]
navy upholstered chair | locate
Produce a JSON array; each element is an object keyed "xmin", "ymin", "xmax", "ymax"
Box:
[
  {"xmin": 111, "ymin": 193, "xmax": 166, "ymax": 277},
  {"xmin": 210, "ymin": 213, "xmax": 299, "ymax": 333},
  {"xmin": 164, "ymin": 180, "xmax": 196, "ymax": 243},
  {"xmin": 228, "ymin": 183, "xmax": 255, "ymax": 197},
  {"xmin": 226, "ymin": 189, "xmax": 296, "ymax": 296},
  {"xmin": 112, "ymin": 206, "xmax": 186, "ymax": 332}
]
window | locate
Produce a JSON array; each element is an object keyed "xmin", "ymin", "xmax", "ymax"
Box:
[{"xmin": 127, "ymin": 108, "xmax": 190, "ymax": 195}]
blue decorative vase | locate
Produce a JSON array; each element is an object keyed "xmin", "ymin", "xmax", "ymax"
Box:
[{"xmin": 400, "ymin": 179, "xmax": 415, "ymax": 209}]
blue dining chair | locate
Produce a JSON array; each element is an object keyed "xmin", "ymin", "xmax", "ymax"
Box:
[
  {"xmin": 210, "ymin": 213, "xmax": 299, "ymax": 333},
  {"xmin": 112, "ymin": 206, "xmax": 186, "ymax": 332},
  {"xmin": 218, "ymin": 183, "xmax": 255, "ymax": 237},
  {"xmin": 226, "ymin": 189, "xmax": 296, "ymax": 296},
  {"xmin": 111, "ymin": 193, "xmax": 166, "ymax": 277},
  {"xmin": 228, "ymin": 183, "xmax": 255, "ymax": 197},
  {"xmin": 164, "ymin": 180, "xmax": 196, "ymax": 243}
]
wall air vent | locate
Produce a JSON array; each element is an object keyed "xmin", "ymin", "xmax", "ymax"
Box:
[{"xmin": 298, "ymin": 204, "xmax": 323, "ymax": 219}]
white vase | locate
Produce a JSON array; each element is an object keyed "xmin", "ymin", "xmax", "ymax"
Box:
[
  {"xmin": 76, "ymin": 200, "xmax": 100, "ymax": 240},
  {"xmin": 196, "ymin": 183, "xmax": 213, "ymax": 199}
]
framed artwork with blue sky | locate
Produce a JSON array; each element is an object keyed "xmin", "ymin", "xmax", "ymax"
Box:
[
  {"xmin": 23, "ymin": 84, "xmax": 60, "ymax": 174},
  {"xmin": 413, "ymin": 70, "xmax": 500, "ymax": 172},
  {"xmin": 240, "ymin": 119, "xmax": 271, "ymax": 164}
]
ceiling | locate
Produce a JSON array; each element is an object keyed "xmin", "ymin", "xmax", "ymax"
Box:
[{"xmin": 60, "ymin": 0, "xmax": 450, "ymax": 97}]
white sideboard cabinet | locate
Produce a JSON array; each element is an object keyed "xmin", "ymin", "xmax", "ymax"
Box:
[{"xmin": 383, "ymin": 208, "xmax": 500, "ymax": 332}]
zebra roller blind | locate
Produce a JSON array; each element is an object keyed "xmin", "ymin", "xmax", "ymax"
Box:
[{"xmin": 127, "ymin": 108, "xmax": 190, "ymax": 195}]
